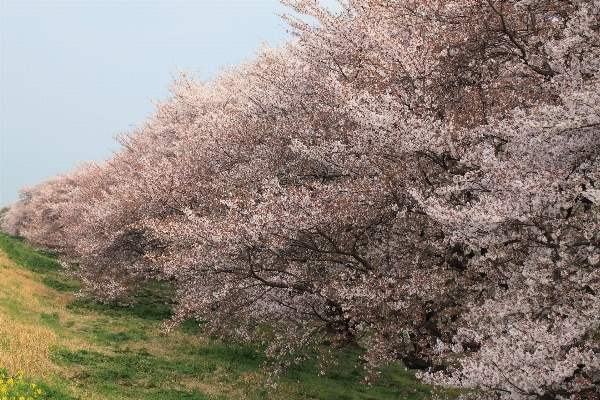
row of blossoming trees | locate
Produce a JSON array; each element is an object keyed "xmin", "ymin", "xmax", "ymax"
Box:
[{"xmin": 2, "ymin": 0, "xmax": 599, "ymax": 398}]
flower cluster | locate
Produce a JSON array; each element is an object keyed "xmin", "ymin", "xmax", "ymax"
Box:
[{"xmin": 0, "ymin": 367, "xmax": 43, "ymax": 400}]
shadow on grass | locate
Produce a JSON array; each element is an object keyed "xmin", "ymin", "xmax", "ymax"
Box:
[
  {"xmin": 0, "ymin": 233, "xmax": 63, "ymax": 273},
  {"xmin": 0, "ymin": 232, "xmax": 450, "ymax": 400}
]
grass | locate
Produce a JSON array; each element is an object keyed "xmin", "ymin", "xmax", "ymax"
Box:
[{"xmin": 0, "ymin": 232, "xmax": 452, "ymax": 399}]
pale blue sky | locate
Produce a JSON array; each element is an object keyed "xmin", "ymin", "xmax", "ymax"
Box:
[{"xmin": 0, "ymin": 1, "xmax": 339, "ymax": 206}]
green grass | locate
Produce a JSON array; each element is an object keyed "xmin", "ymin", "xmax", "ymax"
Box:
[
  {"xmin": 0, "ymin": 235, "xmax": 64, "ymax": 273},
  {"xmin": 0, "ymin": 232, "xmax": 453, "ymax": 399}
]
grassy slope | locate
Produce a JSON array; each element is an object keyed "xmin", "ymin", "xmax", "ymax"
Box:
[{"xmin": 0, "ymin": 233, "xmax": 450, "ymax": 399}]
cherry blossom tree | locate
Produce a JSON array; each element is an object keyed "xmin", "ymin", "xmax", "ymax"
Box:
[
  {"xmin": 0, "ymin": 174, "xmax": 79, "ymax": 251},
  {"xmin": 1, "ymin": 0, "xmax": 598, "ymax": 397}
]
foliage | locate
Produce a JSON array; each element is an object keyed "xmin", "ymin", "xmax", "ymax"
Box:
[{"xmin": 1, "ymin": 0, "xmax": 599, "ymax": 398}]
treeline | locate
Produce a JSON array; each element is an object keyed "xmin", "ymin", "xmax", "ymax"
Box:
[{"xmin": 2, "ymin": 0, "xmax": 599, "ymax": 398}]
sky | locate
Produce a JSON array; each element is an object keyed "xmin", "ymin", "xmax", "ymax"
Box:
[{"xmin": 0, "ymin": 0, "xmax": 340, "ymax": 207}]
